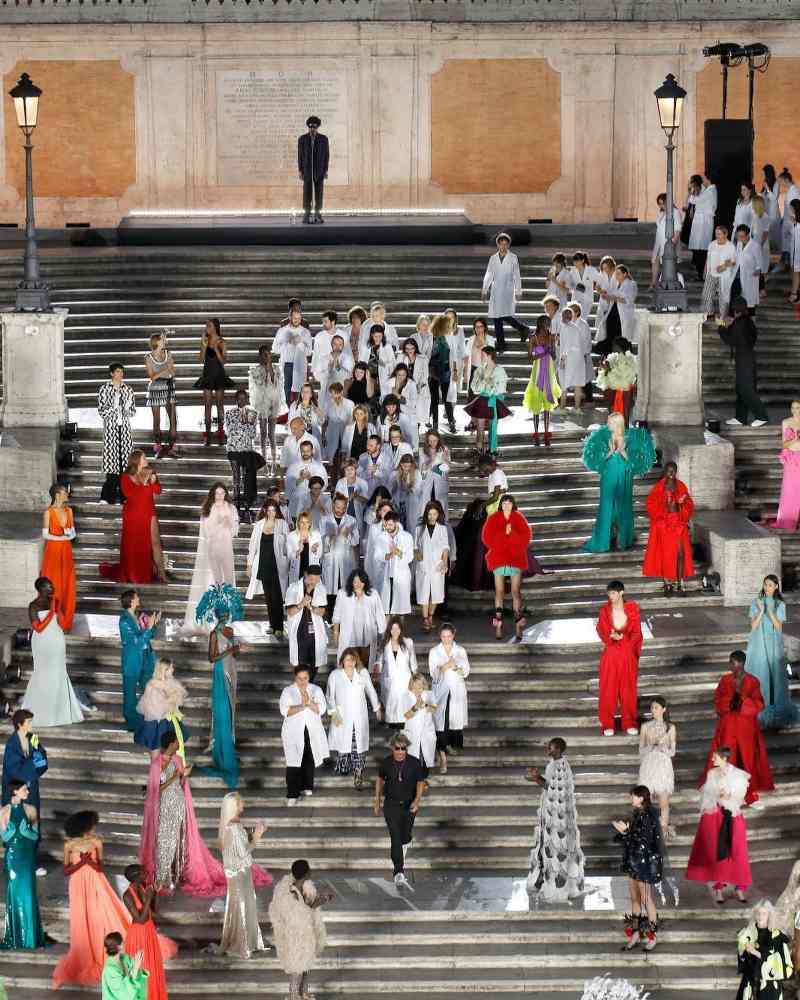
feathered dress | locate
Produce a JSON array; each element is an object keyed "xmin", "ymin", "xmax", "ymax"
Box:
[
  {"xmin": 268, "ymin": 876, "xmax": 327, "ymax": 975},
  {"xmin": 527, "ymin": 756, "xmax": 585, "ymax": 901}
]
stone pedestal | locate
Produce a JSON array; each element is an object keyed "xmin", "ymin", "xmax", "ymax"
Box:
[
  {"xmin": 0, "ymin": 428, "xmax": 60, "ymax": 512},
  {"xmin": 0, "ymin": 513, "xmax": 42, "ymax": 608},
  {"xmin": 693, "ymin": 511, "xmax": 781, "ymax": 607},
  {"xmin": 632, "ymin": 310, "xmax": 705, "ymax": 427},
  {"xmin": 0, "ymin": 309, "xmax": 69, "ymax": 428},
  {"xmin": 654, "ymin": 428, "xmax": 735, "ymax": 511}
]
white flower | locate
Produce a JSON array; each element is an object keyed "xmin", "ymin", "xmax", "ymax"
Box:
[{"xmin": 580, "ymin": 975, "xmax": 650, "ymax": 1000}]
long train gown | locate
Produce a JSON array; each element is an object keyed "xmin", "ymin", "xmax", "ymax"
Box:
[
  {"xmin": 582, "ymin": 426, "xmax": 656, "ymax": 553},
  {"xmin": 52, "ymin": 845, "xmax": 175, "ymax": 988},
  {"xmin": 40, "ymin": 506, "xmax": 76, "ymax": 632},
  {"xmin": 745, "ymin": 597, "xmax": 800, "ymax": 729},
  {"xmin": 526, "ymin": 756, "xmax": 584, "ymax": 901},
  {"xmin": 220, "ymin": 821, "xmax": 269, "ymax": 958},
  {"xmin": 774, "ymin": 427, "xmax": 800, "ymax": 530},
  {"xmin": 100, "ymin": 474, "xmax": 162, "ymax": 584},
  {"xmin": 197, "ymin": 631, "xmax": 239, "ymax": 789},
  {"xmin": 124, "ymin": 885, "xmax": 174, "ymax": 1000},
  {"xmin": 22, "ymin": 608, "xmax": 84, "ymax": 727},
  {"xmin": 0, "ymin": 803, "xmax": 48, "ymax": 949}
]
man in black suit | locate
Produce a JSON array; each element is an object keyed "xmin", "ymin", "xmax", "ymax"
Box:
[{"xmin": 297, "ymin": 115, "xmax": 329, "ymax": 225}]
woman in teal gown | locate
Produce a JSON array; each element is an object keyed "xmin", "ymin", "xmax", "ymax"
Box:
[
  {"xmin": 195, "ymin": 584, "xmax": 243, "ymax": 790},
  {"xmin": 746, "ymin": 575, "xmax": 800, "ymax": 729},
  {"xmin": 582, "ymin": 412, "xmax": 656, "ymax": 553},
  {"xmin": 0, "ymin": 780, "xmax": 49, "ymax": 950}
]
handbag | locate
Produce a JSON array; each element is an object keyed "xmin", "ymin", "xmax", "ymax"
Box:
[{"xmin": 30, "ymin": 735, "xmax": 48, "ymax": 772}]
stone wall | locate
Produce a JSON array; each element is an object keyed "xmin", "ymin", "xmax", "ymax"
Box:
[{"xmin": 0, "ymin": 19, "xmax": 794, "ymax": 226}]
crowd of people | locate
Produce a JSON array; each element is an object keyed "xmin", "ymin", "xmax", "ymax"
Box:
[{"xmin": 2, "ymin": 167, "xmax": 800, "ymax": 998}]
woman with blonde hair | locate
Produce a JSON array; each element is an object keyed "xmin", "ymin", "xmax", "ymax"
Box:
[
  {"xmin": 286, "ymin": 510, "xmax": 323, "ymax": 585},
  {"xmin": 135, "ymin": 657, "xmax": 190, "ymax": 762},
  {"xmin": 736, "ymin": 899, "xmax": 794, "ymax": 1000},
  {"xmin": 428, "ymin": 314, "xmax": 457, "ymax": 433},
  {"xmin": 413, "ymin": 313, "xmax": 433, "ymax": 358},
  {"xmin": 144, "ymin": 329, "xmax": 178, "ymax": 458},
  {"xmin": 750, "ymin": 194, "xmax": 771, "ymax": 293},
  {"xmin": 400, "ymin": 673, "xmax": 437, "ymax": 780},
  {"xmin": 218, "ymin": 791, "xmax": 270, "ymax": 959}
]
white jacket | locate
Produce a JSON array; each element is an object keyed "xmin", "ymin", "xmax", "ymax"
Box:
[
  {"xmin": 326, "ymin": 667, "xmax": 380, "ymax": 754},
  {"xmin": 320, "ymin": 513, "xmax": 360, "ymax": 593},
  {"xmin": 380, "ymin": 639, "xmax": 418, "ymax": 725},
  {"xmin": 279, "ymin": 682, "xmax": 329, "ymax": 767},
  {"xmin": 285, "ymin": 580, "xmax": 329, "ymax": 668},
  {"xmin": 245, "ymin": 518, "xmax": 289, "ymax": 599},
  {"xmin": 428, "ymin": 641, "xmax": 470, "ymax": 731}
]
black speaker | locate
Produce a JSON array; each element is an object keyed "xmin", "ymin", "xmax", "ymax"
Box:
[{"xmin": 704, "ymin": 119, "xmax": 754, "ymax": 234}]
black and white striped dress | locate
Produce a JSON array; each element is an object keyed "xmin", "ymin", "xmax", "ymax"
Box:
[{"xmin": 97, "ymin": 381, "xmax": 136, "ymax": 474}]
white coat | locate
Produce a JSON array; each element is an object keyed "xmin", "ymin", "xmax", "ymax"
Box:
[
  {"xmin": 749, "ymin": 212, "xmax": 771, "ymax": 274},
  {"xmin": 482, "ymin": 251, "xmax": 522, "ymax": 319},
  {"xmin": 379, "ymin": 639, "xmax": 418, "ymax": 724},
  {"xmin": 373, "ymin": 527, "xmax": 414, "ymax": 614},
  {"xmin": 357, "ymin": 450, "xmax": 393, "ymax": 493},
  {"xmin": 734, "ymin": 238, "xmax": 762, "ymax": 308},
  {"xmin": 782, "ymin": 184, "xmax": 800, "ymax": 253},
  {"xmin": 321, "ymin": 396, "xmax": 355, "ymax": 462},
  {"xmin": 333, "ymin": 475, "xmax": 369, "ymax": 528},
  {"xmin": 325, "ymin": 667, "xmax": 380, "ymax": 754},
  {"xmin": 419, "ymin": 448, "xmax": 450, "ymax": 517},
  {"xmin": 559, "ymin": 320, "xmax": 591, "ymax": 389},
  {"xmin": 287, "ymin": 402, "xmax": 324, "ymax": 444},
  {"xmin": 399, "ymin": 689, "xmax": 437, "ymax": 767},
  {"xmin": 285, "ymin": 529, "xmax": 323, "ymax": 584},
  {"xmin": 340, "ymin": 421, "xmax": 378, "ymax": 461},
  {"xmin": 273, "ymin": 325, "xmax": 312, "ymax": 368},
  {"xmin": 404, "ymin": 355, "xmax": 430, "ymax": 424},
  {"xmin": 318, "ymin": 353, "xmax": 354, "ymax": 400},
  {"xmin": 359, "ymin": 341, "xmax": 397, "ymax": 395},
  {"xmin": 566, "ymin": 265, "xmax": 599, "ymax": 320},
  {"xmin": 361, "ymin": 319, "xmax": 399, "ymax": 351},
  {"xmin": 612, "ymin": 277, "xmax": 639, "ymax": 344},
  {"xmin": 288, "ymin": 493, "xmax": 332, "ymax": 532},
  {"xmin": 285, "ymin": 459, "xmax": 329, "ymax": 507},
  {"xmin": 245, "ymin": 517, "xmax": 290, "ymax": 599},
  {"xmin": 593, "ymin": 272, "xmax": 615, "ymax": 346},
  {"xmin": 414, "ymin": 523, "xmax": 450, "ymax": 604},
  {"xmin": 320, "ymin": 512, "xmax": 360, "ymax": 593},
  {"xmin": 790, "ymin": 222, "xmax": 800, "ymax": 272},
  {"xmin": 428, "ymin": 641, "xmax": 471, "ymax": 731},
  {"xmin": 390, "ymin": 472, "xmax": 425, "ymax": 535},
  {"xmin": 653, "ymin": 207, "xmax": 683, "ymax": 260},
  {"xmin": 279, "ymin": 682, "xmax": 329, "ymax": 767},
  {"xmin": 380, "ymin": 439, "xmax": 414, "ymax": 469},
  {"xmin": 280, "ymin": 432, "xmax": 322, "ymax": 471},
  {"xmin": 689, "ymin": 184, "xmax": 717, "ymax": 250},
  {"xmin": 733, "ymin": 199, "xmax": 753, "ymax": 236},
  {"xmin": 332, "ymin": 590, "xmax": 386, "ymax": 663},
  {"xmin": 285, "ymin": 579, "xmax": 329, "ymax": 668},
  {"xmin": 706, "ymin": 238, "xmax": 738, "ymax": 307}
]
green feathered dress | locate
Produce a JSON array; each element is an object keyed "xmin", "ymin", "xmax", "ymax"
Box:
[{"xmin": 582, "ymin": 426, "xmax": 656, "ymax": 553}]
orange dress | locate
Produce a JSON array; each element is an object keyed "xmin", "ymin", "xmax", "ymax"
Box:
[
  {"xmin": 52, "ymin": 847, "xmax": 175, "ymax": 989},
  {"xmin": 124, "ymin": 886, "xmax": 175, "ymax": 1000},
  {"xmin": 40, "ymin": 507, "xmax": 76, "ymax": 632}
]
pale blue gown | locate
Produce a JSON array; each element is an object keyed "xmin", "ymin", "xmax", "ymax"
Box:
[{"xmin": 745, "ymin": 596, "xmax": 800, "ymax": 728}]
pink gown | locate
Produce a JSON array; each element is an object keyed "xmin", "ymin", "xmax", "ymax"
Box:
[{"xmin": 775, "ymin": 427, "xmax": 800, "ymax": 530}]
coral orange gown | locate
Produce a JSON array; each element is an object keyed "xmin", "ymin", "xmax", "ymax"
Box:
[
  {"xmin": 124, "ymin": 885, "xmax": 176, "ymax": 1000},
  {"xmin": 52, "ymin": 848, "xmax": 175, "ymax": 989},
  {"xmin": 40, "ymin": 507, "xmax": 76, "ymax": 633}
]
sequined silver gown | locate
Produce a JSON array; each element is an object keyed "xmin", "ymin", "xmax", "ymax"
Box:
[
  {"xmin": 156, "ymin": 758, "xmax": 186, "ymax": 887},
  {"xmin": 220, "ymin": 822, "xmax": 264, "ymax": 958}
]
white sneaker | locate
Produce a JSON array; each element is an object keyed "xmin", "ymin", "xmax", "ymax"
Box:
[
  {"xmin": 725, "ymin": 418, "xmax": 743, "ymax": 426},
  {"xmin": 287, "ymin": 798, "xmax": 298, "ymax": 807},
  {"xmin": 749, "ymin": 800, "xmax": 765, "ymax": 810},
  {"xmin": 302, "ymin": 790, "xmax": 313, "ymax": 797},
  {"xmin": 393, "ymin": 872, "xmax": 414, "ymax": 891},
  {"xmin": 35, "ymin": 867, "xmax": 47, "ymax": 877},
  {"xmin": 626, "ymin": 728, "xmax": 639, "ymax": 736},
  {"xmin": 603, "ymin": 729, "xmax": 615, "ymax": 737},
  {"xmin": 750, "ymin": 420, "xmax": 767, "ymax": 428}
]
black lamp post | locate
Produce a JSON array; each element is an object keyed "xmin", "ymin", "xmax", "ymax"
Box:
[
  {"xmin": 653, "ymin": 73, "xmax": 688, "ymax": 313},
  {"xmin": 9, "ymin": 72, "xmax": 50, "ymax": 312}
]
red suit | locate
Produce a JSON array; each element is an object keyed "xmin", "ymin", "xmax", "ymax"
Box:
[
  {"xmin": 642, "ymin": 477, "xmax": 694, "ymax": 579},
  {"xmin": 99, "ymin": 474, "xmax": 162, "ymax": 584},
  {"xmin": 481, "ymin": 509, "xmax": 532, "ymax": 572},
  {"xmin": 699, "ymin": 672, "xmax": 775, "ymax": 804},
  {"xmin": 596, "ymin": 600, "xmax": 642, "ymax": 732}
]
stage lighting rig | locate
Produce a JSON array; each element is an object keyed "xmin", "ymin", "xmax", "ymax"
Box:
[{"xmin": 702, "ymin": 41, "xmax": 770, "ymax": 120}]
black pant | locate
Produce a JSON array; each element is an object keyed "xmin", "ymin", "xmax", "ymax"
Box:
[
  {"xmin": 261, "ymin": 576, "xmax": 284, "ymax": 633},
  {"xmin": 735, "ymin": 369, "xmax": 769, "ymax": 424},
  {"xmin": 383, "ymin": 800, "xmax": 415, "ymax": 875},
  {"xmin": 229, "ymin": 455, "xmax": 257, "ymax": 509},
  {"xmin": 286, "ymin": 728, "xmax": 315, "ymax": 799},
  {"xmin": 691, "ymin": 249, "xmax": 707, "ymax": 282},
  {"xmin": 493, "ymin": 316, "xmax": 529, "ymax": 350},
  {"xmin": 303, "ymin": 176, "xmax": 324, "ymax": 218},
  {"xmin": 428, "ymin": 378, "xmax": 454, "ymax": 428},
  {"xmin": 101, "ymin": 473, "xmax": 121, "ymax": 504},
  {"xmin": 436, "ymin": 694, "xmax": 464, "ymax": 751},
  {"xmin": 295, "ymin": 628, "xmax": 318, "ymax": 682}
]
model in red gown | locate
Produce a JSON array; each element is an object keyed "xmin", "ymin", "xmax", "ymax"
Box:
[
  {"xmin": 123, "ymin": 866, "xmax": 175, "ymax": 1000},
  {"xmin": 642, "ymin": 463, "xmax": 694, "ymax": 588},
  {"xmin": 100, "ymin": 455, "xmax": 167, "ymax": 584},
  {"xmin": 698, "ymin": 652, "xmax": 774, "ymax": 805},
  {"xmin": 596, "ymin": 583, "xmax": 643, "ymax": 734},
  {"xmin": 40, "ymin": 497, "xmax": 77, "ymax": 632}
]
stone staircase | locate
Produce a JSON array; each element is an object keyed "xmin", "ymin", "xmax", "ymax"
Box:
[{"xmin": 2, "ymin": 246, "xmax": 799, "ymax": 999}]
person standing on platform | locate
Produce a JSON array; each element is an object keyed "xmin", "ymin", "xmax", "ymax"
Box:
[
  {"xmin": 732, "ymin": 224, "xmax": 763, "ymax": 316},
  {"xmin": 374, "ymin": 732, "xmax": 426, "ymax": 890},
  {"xmin": 642, "ymin": 462, "xmax": 694, "ymax": 593},
  {"xmin": 285, "ymin": 566, "xmax": 328, "ymax": 683},
  {"xmin": 774, "ymin": 400, "xmax": 800, "ymax": 531},
  {"xmin": 596, "ymin": 580, "xmax": 642, "ymax": 737},
  {"xmin": 41, "ymin": 483, "xmax": 77, "ymax": 633},
  {"xmin": 745, "ymin": 576, "xmax": 800, "ymax": 730},
  {"xmin": 98, "ymin": 363, "xmax": 136, "ymax": 505},
  {"xmin": 699, "ymin": 651, "xmax": 775, "ymax": 807},
  {"xmin": 2, "ymin": 711, "xmax": 47, "ymax": 848},
  {"xmin": 686, "ymin": 173, "xmax": 717, "ymax": 281},
  {"xmin": 279, "ymin": 666, "xmax": 329, "ymax": 807},
  {"xmin": 0, "ymin": 778, "xmax": 48, "ymax": 951},
  {"xmin": 298, "ymin": 116, "xmax": 329, "ymax": 225},
  {"xmin": 720, "ymin": 297, "xmax": 769, "ymax": 429},
  {"xmin": 481, "ymin": 232, "xmax": 528, "ymax": 351}
]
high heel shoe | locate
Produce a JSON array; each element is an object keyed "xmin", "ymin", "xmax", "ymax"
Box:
[
  {"xmin": 492, "ymin": 611, "xmax": 503, "ymax": 640},
  {"xmin": 544, "ymin": 431, "xmax": 552, "ymax": 447},
  {"xmin": 533, "ymin": 431, "xmax": 541, "ymax": 446}
]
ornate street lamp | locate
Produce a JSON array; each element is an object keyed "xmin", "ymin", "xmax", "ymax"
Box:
[
  {"xmin": 653, "ymin": 73, "xmax": 687, "ymax": 313},
  {"xmin": 9, "ymin": 72, "xmax": 50, "ymax": 311}
]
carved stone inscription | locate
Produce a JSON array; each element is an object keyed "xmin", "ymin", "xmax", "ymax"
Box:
[{"xmin": 216, "ymin": 68, "xmax": 350, "ymax": 187}]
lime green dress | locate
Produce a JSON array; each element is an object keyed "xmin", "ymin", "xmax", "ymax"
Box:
[
  {"xmin": 523, "ymin": 343, "xmax": 561, "ymax": 414},
  {"xmin": 582, "ymin": 427, "xmax": 655, "ymax": 552}
]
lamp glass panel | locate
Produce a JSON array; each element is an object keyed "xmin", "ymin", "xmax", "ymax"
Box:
[{"xmin": 13, "ymin": 94, "xmax": 38, "ymax": 129}]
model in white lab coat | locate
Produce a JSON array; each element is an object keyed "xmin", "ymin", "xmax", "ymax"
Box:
[
  {"xmin": 400, "ymin": 674, "xmax": 437, "ymax": 775},
  {"xmin": 482, "ymin": 234, "xmax": 523, "ymax": 323},
  {"xmin": 419, "ymin": 431, "xmax": 451, "ymax": 517},
  {"xmin": 400, "ymin": 339, "xmax": 431, "ymax": 428},
  {"xmin": 733, "ymin": 229, "xmax": 762, "ymax": 309},
  {"xmin": 444, "ymin": 309, "xmax": 467, "ymax": 389},
  {"xmin": 607, "ymin": 266, "xmax": 639, "ymax": 344},
  {"xmin": 361, "ymin": 303, "xmax": 400, "ymax": 351},
  {"xmin": 688, "ymin": 175, "xmax": 717, "ymax": 249},
  {"xmin": 414, "ymin": 504, "xmax": 450, "ymax": 628},
  {"xmin": 331, "ymin": 568, "xmax": 387, "ymax": 665},
  {"xmin": 358, "ymin": 436, "xmax": 393, "ymax": 494},
  {"xmin": 363, "ymin": 497, "xmax": 395, "ymax": 583},
  {"xmin": 380, "ymin": 620, "xmax": 418, "ymax": 726},
  {"xmin": 566, "ymin": 254, "xmax": 600, "ymax": 322},
  {"xmin": 287, "ymin": 384, "xmax": 325, "ymax": 445},
  {"xmin": 273, "ymin": 318, "xmax": 312, "ymax": 404},
  {"xmin": 374, "ymin": 515, "xmax": 414, "ymax": 616},
  {"xmin": 285, "ymin": 514, "xmax": 323, "ymax": 584},
  {"xmin": 412, "ymin": 315, "xmax": 434, "ymax": 359},
  {"xmin": 334, "ymin": 462, "xmax": 370, "ymax": 531},
  {"xmin": 592, "ymin": 257, "xmax": 617, "ymax": 353},
  {"xmin": 359, "ymin": 327, "xmax": 396, "ymax": 398},
  {"xmin": 651, "ymin": 196, "xmax": 682, "ymax": 287},
  {"xmin": 390, "ymin": 455, "xmax": 425, "ymax": 535},
  {"xmin": 750, "ymin": 198, "xmax": 771, "ymax": 276},
  {"xmin": 321, "ymin": 387, "xmax": 354, "ymax": 463},
  {"xmin": 381, "ymin": 430, "xmax": 414, "ymax": 472},
  {"xmin": 733, "ymin": 184, "xmax": 755, "ymax": 237},
  {"xmin": 702, "ymin": 228, "xmax": 738, "ymax": 319},
  {"xmin": 567, "ymin": 302, "xmax": 594, "ymax": 388},
  {"xmin": 559, "ymin": 307, "xmax": 591, "ymax": 406},
  {"xmin": 280, "ymin": 421, "xmax": 322, "ymax": 471},
  {"xmin": 428, "ymin": 626, "xmax": 470, "ymax": 768},
  {"xmin": 289, "ymin": 479, "xmax": 331, "ymax": 531},
  {"xmin": 546, "ymin": 253, "xmax": 570, "ymax": 307},
  {"xmin": 285, "ymin": 575, "xmax": 329, "ymax": 672},
  {"xmin": 326, "ymin": 649, "xmax": 381, "ymax": 787},
  {"xmin": 385, "ymin": 367, "xmax": 419, "ymax": 436},
  {"xmin": 245, "ymin": 502, "xmax": 290, "ymax": 600},
  {"xmin": 761, "ymin": 166, "xmax": 782, "ymax": 250},
  {"xmin": 285, "ymin": 446, "xmax": 328, "ymax": 510},
  {"xmin": 279, "ymin": 668, "xmax": 329, "ymax": 804},
  {"xmin": 781, "ymin": 171, "xmax": 800, "ymax": 257},
  {"xmin": 320, "ymin": 497, "xmax": 360, "ymax": 595},
  {"xmin": 340, "ymin": 408, "xmax": 377, "ymax": 464}
]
